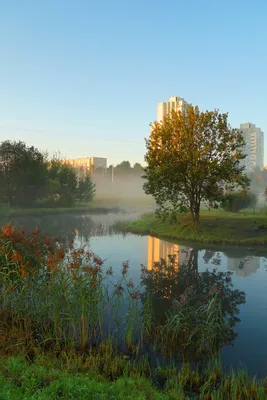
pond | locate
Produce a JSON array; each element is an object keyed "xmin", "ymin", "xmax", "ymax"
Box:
[{"xmin": 5, "ymin": 210, "xmax": 267, "ymax": 378}]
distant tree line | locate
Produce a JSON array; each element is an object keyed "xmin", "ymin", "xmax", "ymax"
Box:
[
  {"xmin": 93, "ymin": 161, "xmax": 143, "ymax": 181},
  {"xmin": 0, "ymin": 141, "xmax": 95, "ymax": 207}
]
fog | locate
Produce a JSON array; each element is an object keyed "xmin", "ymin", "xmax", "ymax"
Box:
[{"xmin": 93, "ymin": 175, "xmax": 155, "ymax": 206}]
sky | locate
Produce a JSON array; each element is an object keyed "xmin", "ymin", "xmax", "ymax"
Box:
[{"xmin": 0, "ymin": 0, "xmax": 267, "ymax": 167}]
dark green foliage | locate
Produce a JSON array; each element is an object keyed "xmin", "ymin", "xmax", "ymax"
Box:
[
  {"xmin": 77, "ymin": 174, "xmax": 96, "ymax": 203},
  {"xmin": 0, "ymin": 141, "xmax": 47, "ymax": 206},
  {"xmin": 0, "ymin": 141, "xmax": 95, "ymax": 208},
  {"xmin": 222, "ymin": 191, "xmax": 257, "ymax": 212}
]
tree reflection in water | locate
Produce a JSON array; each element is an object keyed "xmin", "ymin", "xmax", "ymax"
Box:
[
  {"xmin": 141, "ymin": 248, "xmax": 246, "ymax": 362},
  {"xmin": 6, "ymin": 214, "xmax": 116, "ymax": 247}
]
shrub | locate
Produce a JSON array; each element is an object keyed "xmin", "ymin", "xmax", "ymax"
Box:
[{"xmin": 221, "ymin": 191, "xmax": 257, "ymax": 212}]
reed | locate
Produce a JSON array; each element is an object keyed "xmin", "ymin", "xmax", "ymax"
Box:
[{"xmin": 0, "ymin": 224, "xmax": 265, "ymax": 398}]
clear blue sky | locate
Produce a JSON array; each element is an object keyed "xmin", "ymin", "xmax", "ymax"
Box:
[{"xmin": 1, "ymin": 0, "xmax": 267, "ymax": 166}]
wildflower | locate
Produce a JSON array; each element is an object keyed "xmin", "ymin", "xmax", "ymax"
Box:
[
  {"xmin": 122, "ymin": 260, "xmax": 129, "ymax": 275},
  {"xmin": 106, "ymin": 266, "xmax": 113, "ymax": 276},
  {"xmin": 33, "ymin": 225, "xmax": 40, "ymax": 235},
  {"xmin": 115, "ymin": 283, "xmax": 123, "ymax": 296},
  {"xmin": 25, "ymin": 261, "xmax": 33, "ymax": 270},
  {"xmin": 55, "ymin": 247, "xmax": 65, "ymax": 261},
  {"xmin": 19, "ymin": 266, "xmax": 27, "ymax": 279},
  {"xmin": 130, "ymin": 290, "xmax": 140, "ymax": 300},
  {"xmin": 127, "ymin": 279, "xmax": 134, "ymax": 288},
  {"xmin": 93, "ymin": 256, "xmax": 103, "ymax": 267},
  {"xmin": 2, "ymin": 224, "xmax": 12, "ymax": 238},
  {"xmin": 47, "ymin": 255, "xmax": 55, "ymax": 270},
  {"xmin": 79, "ymin": 248, "xmax": 85, "ymax": 255},
  {"xmin": 12, "ymin": 251, "xmax": 23, "ymax": 263},
  {"xmin": 70, "ymin": 262, "xmax": 79, "ymax": 269}
]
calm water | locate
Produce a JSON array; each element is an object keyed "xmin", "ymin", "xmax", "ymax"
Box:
[{"xmin": 6, "ymin": 211, "xmax": 267, "ymax": 377}]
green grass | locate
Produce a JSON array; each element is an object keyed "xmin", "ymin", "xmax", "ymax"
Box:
[
  {"xmin": 0, "ymin": 356, "xmax": 170, "ymax": 400},
  {"xmin": 118, "ymin": 210, "xmax": 267, "ymax": 245},
  {"xmin": 0, "ymin": 356, "xmax": 267, "ymax": 399}
]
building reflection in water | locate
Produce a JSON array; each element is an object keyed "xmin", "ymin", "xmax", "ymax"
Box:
[
  {"xmin": 147, "ymin": 236, "xmax": 191, "ymax": 270},
  {"xmin": 227, "ymin": 256, "xmax": 260, "ymax": 277}
]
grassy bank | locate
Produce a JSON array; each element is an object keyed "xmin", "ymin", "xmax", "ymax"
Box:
[
  {"xmin": 0, "ymin": 355, "xmax": 267, "ymax": 399},
  {"xmin": 118, "ymin": 211, "xmax": 267, "ymax": 246},
  {"xmin": 0, "ymin": 356, "xmax": 169, "ymax": 400}
]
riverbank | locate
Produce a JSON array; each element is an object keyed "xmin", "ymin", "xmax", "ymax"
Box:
[
  {"xmin": 118, "ymin": 211, "xmax": 267, "ymax": 245},
  {"xmin": 0, "ymin": 355, "xmax": 266, "ymax": 399},
  {"xmin": 0, "ymin": 224, "xmax": 266, "ymax": 399},
  {"xmin": 0, "ymin": 197, "xmax": 156, "ymax": 218}
]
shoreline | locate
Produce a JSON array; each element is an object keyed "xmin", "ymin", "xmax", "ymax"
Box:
[
  {"xmin": 0, "ymin": 205, "xmax": 123, "ymax": 218},
  {"xmin": 117, "ymin": 212, "xmax": 267, "ymax": 247}
]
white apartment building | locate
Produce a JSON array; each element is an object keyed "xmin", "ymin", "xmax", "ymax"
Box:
[
  {"xmin": 157, "ymin": 96, "xmax": 188, "ymax": 122},
  {"xmin": 64, "ymin": 157, "xmax": 107, "ymax": 170},
  {"xmin": 239, "ymin": 123, "xmax": 264, "ymax": 171},
  {"xmin": 63, "ymin": 157, "xmax": 107, "ymax": 180}
]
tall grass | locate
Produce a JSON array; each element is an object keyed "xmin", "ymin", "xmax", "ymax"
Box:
[
  {"xmin": 1, "ymin": 224, "xmax": 265, "ymax": 398},
  {"xmin": 0, "ymin": 224, "xmax": 144, "ymax": 356}
]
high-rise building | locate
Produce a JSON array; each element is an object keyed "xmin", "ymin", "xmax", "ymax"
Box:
[
  {"xmin": 157, "ymin": 96, "xmax": 188, "ymax": 122},
  {"xmin": 239, "ymin": 123, "xmax": 264, "ymax": 171},
  {"xmin": 63, "ymin": 157, "xmax": 107, "ymax": 170},
  {"xmin": 63, "ymin": 157, "xmax": 107, "ymax": 179}
]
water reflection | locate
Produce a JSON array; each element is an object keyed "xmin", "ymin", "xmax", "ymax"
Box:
[
  {"xmin": 228, "ymin": 256, "xmax": 260, "ymax": 277},
  {"xmin": 2, "ymin": 214, "xmax": 267, "ymax": 374},
  {"xmin": 147, "ymin": 236, "xmax": 262, "ymax": 278},
  {"xmin": 142, "ymin": 242, "xmax": 246, "ymax": 361},
  {"xmin": 2, "ymin": 213, "xmax": 121, "ymax": 246},
  {"xmin": 147, "ymin": 236, "xmax": 190, "ymax": 270}
]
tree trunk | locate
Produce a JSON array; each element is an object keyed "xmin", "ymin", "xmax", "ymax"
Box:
[{"xmin": 190, "ymin": 202, "xmax": 200, "ymax": 226}]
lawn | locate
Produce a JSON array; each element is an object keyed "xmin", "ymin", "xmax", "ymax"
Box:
[{"xmin": 118, "ymin": 210, "xmax": 267, "ymax": 245}]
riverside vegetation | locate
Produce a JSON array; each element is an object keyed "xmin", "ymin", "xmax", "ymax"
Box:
[
  {"xmin": 0, "ymin": 140, "xmax": 95, "ymax": 211},
  {"xmin": 118, "ymin": 209, "xmax": 267, "ymax": 246},
  {"xmin": 0, "ymin": 223, "xmax": 267, "ymax": 398}
]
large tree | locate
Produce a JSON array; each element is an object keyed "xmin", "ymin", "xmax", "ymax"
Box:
[{"xmin": 143, "ymin": 105, "xmax": 249, "ymax": 224}]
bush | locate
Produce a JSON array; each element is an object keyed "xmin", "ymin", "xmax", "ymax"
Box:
[{"xmin": 221, "ymin": 191, "xmax": 257, "ymax": 212}]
